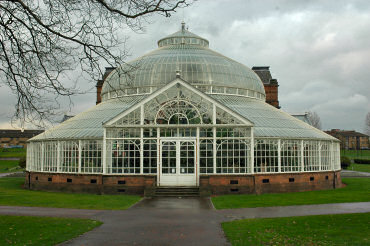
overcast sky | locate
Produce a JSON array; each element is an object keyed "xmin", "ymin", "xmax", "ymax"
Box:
[{"xmin": 1, "ymin": 0, "xmax": 369, "ymax": 133}]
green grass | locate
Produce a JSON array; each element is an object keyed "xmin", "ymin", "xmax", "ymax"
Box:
[
  {"xmin": 340, "ymin": 149, "xmax": 370, "ymax": 172},
  {"xmin": 222, "ymin": 213, "xmax": 370, "ymax": 246},
  {"xmin": 0, "ymin": 148, "xmax": 26, "ymax": 158},
  {"xmin": 348, "ymin": 163, "xmax": 370, "ymax": 173},
  {"xmin": 0, "ymin": 160, "xmax": 21, "ymax": 173},
  {"xmin": 341, "ymin": 149, "xmax": 370, "ymax": 160},
  {"xmin": 0, "ymin": 177, "xmax": 141, "ymax": 210},
  {"xmin": 212, "ymin": 178, "xmax": 370, "ymax": 209},
  {"xmin": 0, "ymin": 215, "xmax": 101, "ymax": 246}
]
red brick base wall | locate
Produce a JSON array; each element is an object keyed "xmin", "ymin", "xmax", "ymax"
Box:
[
  {"xmin": 200, "ymin": 171, "xmax": 342, "ymax": 195},
  {"xmin": 25, "ymin": 172, "xmax": 156, "ymax": 195},
  {"xmin": 25, "ymin": 171, "xmax": 341, "ymax": 196}
]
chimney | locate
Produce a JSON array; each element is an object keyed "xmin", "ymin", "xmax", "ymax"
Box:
[
  {"xmin": 252, "ymin": 66, "xmax": 280, "ymax": 109},
  {"xmin": 96, "ymin": 67, "xmax": 116, "ymax": 105}
]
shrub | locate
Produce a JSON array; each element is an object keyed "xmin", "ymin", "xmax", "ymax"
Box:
[
  {"xmin": 353, "ymin": 159, "xmax": 370, "ymax": 164},
  {"xmin": 340, "ymin": 156, "xmax": 351, "ymax": 169},
  {"xmin": 19, "ymin": 156, "xmax": 27, "ymax": 169}
]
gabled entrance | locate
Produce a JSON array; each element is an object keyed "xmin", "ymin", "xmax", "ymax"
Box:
[
  {"xmin": 102, "ymin": 78, "xmax": 254, "ymax": 187},
  {"xmin": 104, "ymin": 78, "xmax": 254, "ymax": 127},
  {"xmin": 160, "ymin": 139, "xmax": 196, "ymax": 186}
]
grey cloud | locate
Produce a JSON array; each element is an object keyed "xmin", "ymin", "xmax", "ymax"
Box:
[{"xmin": 1, "ymin": 0, "xmax": 369, "ymax": 133}]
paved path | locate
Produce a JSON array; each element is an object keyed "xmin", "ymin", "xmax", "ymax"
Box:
[
  {"xmin": 341, "ymin": 170, "xmax": 370, "ymax": 177},
  {"xmin": 63, "ymin": 198, "xmax": 227, "ymax": 246},
  {"xmin": 0, "ymin": 172, "xmax": 24, "ymax": 178},
  {"xmin": 0, "ymin": 157, "xmax": 20, "ymax": 160},
  {"xmin": 1, "ymin": 199, "xmax": 370, "ymax": 246},
  {"xmin": 219, "ymin": 202, "xmax": 370, "ymax": 221},
  {"xmin": 0, "ymin": 173, "xmax": 11, "ymax": 178},
  {"xmin": 0, "ymin": 171, "xmax": 369, "ymax": 245}
]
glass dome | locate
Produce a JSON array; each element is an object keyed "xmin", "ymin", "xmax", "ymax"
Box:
[
  {"xmin": 26, "ymin": 23, "xmax": 341, "ymax": 195},
  {"xmin": 101, "ymin": 23, "xmax": 266, "ymax": 101}
]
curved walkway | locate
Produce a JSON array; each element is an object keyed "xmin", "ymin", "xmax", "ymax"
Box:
[
  {"xmin": 0, "ymin": 157, "xmax": 20, "ymax": 160},
  {"xmin": 0, "ymin": 172, "xmax": 23, "ymax": 178},
  {"xmin": 1, "ymin": 198, "xmax": 370, "ymax": 246},
  {"xmin": 341, "ymin": 170, "xmax": 370, "ymax": 177}
]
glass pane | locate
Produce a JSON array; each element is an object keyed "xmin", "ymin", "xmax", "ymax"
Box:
[
  {"xmin": 180, "ymin": 141, "xmax": 195, "ymax": 174},
  {"xmin": 161, "ymin": 141, "xmax": 176, "ymax": 174}
]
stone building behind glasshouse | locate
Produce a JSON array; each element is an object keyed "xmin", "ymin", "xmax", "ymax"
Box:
[{"xmin": 26, "ymin": 23, "xmax": 341, "ymax": 195}]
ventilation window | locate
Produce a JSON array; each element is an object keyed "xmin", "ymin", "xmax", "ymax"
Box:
[
  {"xmin": 48, "ymin": 177, "xmax": 52, "ymax": 182},
  {"xmin": 310, "ymin": 177, "xmax": 314, "ymax": 181},
  {"xmin": 118, "ymin": 180, "xmax": 126, "ymax": 185},
  {"xmin": 67, "ymin": 178, "xmax": 72, "ymax": 183},
  {"xmin": 230, "ymin": 180, "xmax": 238, "ymax": 185},
  {"xmin": 325, "ymin": 176, "xmax": 329, "ymax": 180},
  {"xmin": 90, "ymin": 179, "xmax": 97, "ymax": 184},
  {"xmin": 289, "ymin": 178, "xmax": 295, "ymax": 183},
  {"xmin": 262, "ymin": 179, "xmax": 269, "ymax": 183},
  {"xmin": 117, "ymin": 189, "xmax": 126, "ymax": 193},
  {"xmin": 35, "ymin": 176, "xmax": 38, "ymax": 181},
  {"xmin": 230, "ymin": 188, "xmax": 239, "ymax": 192}
]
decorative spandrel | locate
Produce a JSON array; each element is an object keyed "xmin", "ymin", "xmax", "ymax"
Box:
[
  {"xmin": 109, "ymin": 82, "xmax": 251, "ymax": 127},
  {"xmin": 144, "ymin": 84, "xmax": 213, "ymax": 125}
]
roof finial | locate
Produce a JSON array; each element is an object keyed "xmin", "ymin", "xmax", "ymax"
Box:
[{"xmin": 181, "ymin": 21, "xmax": 185, "ymax": 32}]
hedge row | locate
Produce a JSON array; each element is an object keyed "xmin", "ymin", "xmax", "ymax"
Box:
[
  {"xmin": 353, "ymin": 159, "xmax": 370, "ymax": 164},
  {"xmin": 341, "ymin": 156, "xmax": 351, "ymax": 169}
]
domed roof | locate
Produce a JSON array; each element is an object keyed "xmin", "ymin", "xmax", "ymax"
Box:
[
  {"xmin": 157, "ymin": 22, "xmax": 210, "ymax": 48},
  {"xmin": 101, "ymin": 23, "xmax": 265, "ymax": 101}
]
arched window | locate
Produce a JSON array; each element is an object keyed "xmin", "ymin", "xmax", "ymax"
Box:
[
  {"xmin": 281, "ymin": 140, "xmax": 301, "ymax": 172},
  {"xmin": 60, "ymin": 141, "xmax": 79, "ymax": 173},
  {"xmin": 216, "ymin": 139, "xmax": 250, "ymax": 173},
  {"xmin": 155, "ymin": 99, "xmax": 202, "ymax": 124},
  {"xmin": 254, "ymin": 139, "xmax": 278, "ymax": 173}
]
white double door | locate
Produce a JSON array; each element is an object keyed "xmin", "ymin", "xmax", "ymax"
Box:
[{"xmin": 159, "ymin": 139, "xmax": 197, "ymax": 186}]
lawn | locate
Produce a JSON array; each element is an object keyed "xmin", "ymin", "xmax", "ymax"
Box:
[
  {"xmin": 0, "ymin": 160, "xmax": 21, "ymax": 173},
  {"xmin": 212, "ymin": 178, "xmax": 370, "ymax": 209},
  {"xmin": 348, "ymin": 163, "xmax": 370, "ymax": 173},
  {"xmin": 222, "ymin": 213, "xmax": 370, "ymax": 246},
  {"xmin": 0, "ymin": 177, "xmax": 141, "ymax": 210},
  {"xmin": 0, "ymin": 148, "xmax": 26, "ymax": 158},
  {"xmin": 341, "ymin": 149, "xmax": 370, "ymax": 160},
  {"xmin": 0, "ymin": 215, "xmax": 101, "ymax": 246}
]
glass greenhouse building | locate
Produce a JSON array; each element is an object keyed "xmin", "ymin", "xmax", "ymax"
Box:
[{"xmin": 26, "ymin": 23, "xmax": 341, "ymax": 195}]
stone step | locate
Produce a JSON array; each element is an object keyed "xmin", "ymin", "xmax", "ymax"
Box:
[
  {"xmin": 156, "ymin": 186, "xmax": 199, "ymax": 189},
  {"xmin": 155, "ymin": 189, "xmax": 199, "ymax": 192},
  {"xmin": 155, "ymin": 192, "xmax": 199, "ymax": 195},
  {"xmin": 154, "ymin": 194, "xmax": 200, "ymax": 197},
  {"xmin": 155, "ymin": 190, "xmax": 199, "ymax": 192},
  {"xmin": 154, "ymin": 187, "xmax": 200, "ymax": 197},
  {"xmin": 156, "ymin": 188, "xmax": 199, "ymax": 192}
]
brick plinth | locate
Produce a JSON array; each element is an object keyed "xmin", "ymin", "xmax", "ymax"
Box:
[
  {"xmin": 200, "ymin": 171, "xmax": 342, "ymax": 195},
  {"xmin": 25, "ymin": 172, "xmax": 156, "ymax": 195},
  {"xmin": 25, "ymin": 171, "xmax": 341, "ymax": 196}
]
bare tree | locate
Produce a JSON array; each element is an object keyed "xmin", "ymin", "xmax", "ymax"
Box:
[
  {"xmin": 365, "ymin": 112, "xmax": 370, "ymax": 136},
  {"xmin": 307, "ymin": 111, "xmax": 322, "ymax": 129},
  {"xmin": 0, "ymin": 0, "xmax": 190, "ymax": 126}
]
